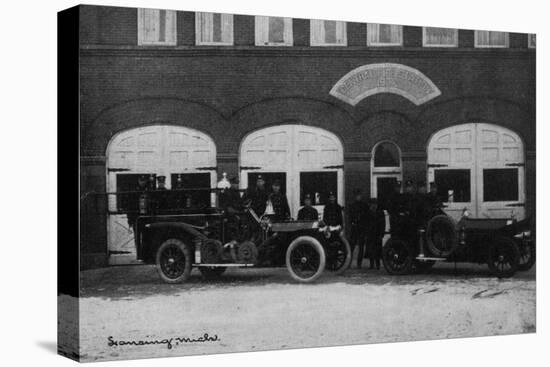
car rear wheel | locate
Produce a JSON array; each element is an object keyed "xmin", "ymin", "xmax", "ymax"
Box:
[
  {"xmin": 156, "ymin": 238, "xmax": 192, "ymax": 283},
  {"xmin": 488, "ymin": 236, "xmax": 520, "ymax": 278},
  {"xmin": 325, "ymin": 237, "xmax": 352, "ymax": 275},
  {"xmin": 286, "ymin": 236, "xmax": 326, "ymax": 283},
  {"xmin": 382, "ymin": 239, "xmax": 414, "ymax": 275},
  {"xmin": 517, "ymin": 240, "xmax": 535, "ymax": 271}
]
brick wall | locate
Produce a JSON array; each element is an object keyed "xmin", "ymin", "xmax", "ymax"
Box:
[{"xmin": 77, "ymin": 5, "xmax": 536, "ymax": 265}]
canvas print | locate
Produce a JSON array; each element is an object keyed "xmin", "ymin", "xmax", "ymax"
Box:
[{"xmin": 58, "ymin": 4, "xmax": 536, "ymax": 362}]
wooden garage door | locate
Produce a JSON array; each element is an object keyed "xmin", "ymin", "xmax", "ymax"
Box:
[
  {"xmin": 427, "ymin": 123, "xmax": 525, "ymax": 221},
  {"xmin": 240, "ymin": 124, "xmax": 344, "ymax": 219},
  {"xmin": 106, "ymin": 125, "xmax": 217, "ymax": 264}
]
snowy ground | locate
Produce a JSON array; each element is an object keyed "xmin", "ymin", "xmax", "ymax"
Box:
[{"xmin": 60, "ymin": 263, "xmax": 536, "ymax": 362}]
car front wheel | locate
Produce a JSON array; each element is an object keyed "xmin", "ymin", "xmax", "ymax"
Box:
[
  {"xmin": 286, "ymin": 236, "xmax": 326, "ymax": 283},
  {"xmin": 155, "ymin": 238, "xmax": 192, "ymax": 283},
  {"xmin": 382, "ymin": 239, "xmax": 414, "ymax": 275},
  {"xmin": 488, "ymin": 236, "xmax": 520, "ymax": 278}
]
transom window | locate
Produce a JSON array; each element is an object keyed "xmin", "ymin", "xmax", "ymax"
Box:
[
  {"xmin": 475, "ymin": 30, "xmax": 509, "ymax": 48},
  {"xmin": 195, "ymin": 12, "xmax": 234, "ymax": 45},
  {"xmin": 310, "ymin": 20, "xmax": 347, "ymax": 46},
  {"xmin": 423, "ymin": 27, "xmax": 458, "ymax": 47},
  {"xmin": 367, "ymin": 24, "xmax": 403, "ymax": 46},
  {"xmin": 255, "ymin": 16, "xmax": 293, "ymax": 46},
  {"xmin": 374, "ymin": 142, "xmax": 401, "ymax": 168},
  {"xmin": 528, "ymin": 34, "xmax": 536, "ymax": 48},
  {"xmin": 137, "ymin": 8, "xmax": 177, "ymax": 46}
]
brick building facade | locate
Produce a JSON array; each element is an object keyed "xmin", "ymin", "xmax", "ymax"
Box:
[{"xmin": 77, "ymin": 5, "xmax": 535, "ymax": 268}]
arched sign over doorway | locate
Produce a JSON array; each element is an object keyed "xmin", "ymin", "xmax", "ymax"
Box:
[{"xmin": 330, "ymin": 63, "xmax": 441, "ymax": 106}]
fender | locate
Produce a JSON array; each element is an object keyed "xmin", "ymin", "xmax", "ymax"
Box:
[{"xmin": 145, "ymin": 222, "xmax": 208, "ymax": 241}]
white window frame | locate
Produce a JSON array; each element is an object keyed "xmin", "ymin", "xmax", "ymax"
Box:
[
  {"xmin": 310, "ymin": 19, "xmax": 347, "ymax": 46},
  {"xmin": 528, "ymin": 33, "xmax": 536, "ymax": 48},
  {"xmin": 474, "ymin": 30, "xmax": 509, "ymax": 48},
  {"xmin": 366, "ymin": 23, "xmax": 403, "ymax": 46},
  {"xmin": 370, "ymin": 140, "xmax": 403, "ymax": 199},
  {"xmin": 195, "ymin": 12, "xmax": 234, "ymax": 46},
  {"xmin": 255, "ymin": 16, "xmax": 293, "ymax": 46},
  {"xmin": 422, "ymin": 27, "xmax": 458, "ymax": 47},
  {"xmin": 137, "ymin": 8, "xmax": 177, "ymax": 46}
]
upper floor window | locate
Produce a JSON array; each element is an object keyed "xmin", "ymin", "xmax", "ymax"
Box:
[
  {"xmin": 528, "ymin": 33, "xmax": 536, "ymax": 48},
  {"xmin": 423, "ymin": 27, "xmax": 458, "ymax": 47},
  {"xmin": 195, "ymin": 12, "xmax": 234, "ymax": 45},
  {"xmin": 255, "ymin": 16, "xmax": 293, "ymax": 46},
  {"xmin": 138, "ymin": 8, "xmax": 177, "ymax": 46},
  {"xmin": 310, "ymin": 20, "xmax": 347, "ymax": 46},
  {"xmin": 367, "ymin": 24, "xmax": 403, "ymax": 46},
  {"xmin": 475, "ymin": 30, "xmax": 509, "ymax": 48}
]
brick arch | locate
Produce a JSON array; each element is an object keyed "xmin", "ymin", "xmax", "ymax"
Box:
[
  {"xmin": 227, "ymin": 96, "xmax": 358, "ymax": 153},
  {"xmin": 415, "ymin": 96, "xmax": 535, "ymax": 150},
  {"xmin": 82, "ymin": 98, "xmax": 227, "ymax": 155}
]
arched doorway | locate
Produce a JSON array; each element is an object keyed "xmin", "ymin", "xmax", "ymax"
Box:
[
  {"xmin": 239, "ymin": 124, "xmax": 344, "ymax": 219},
  {"xmin": 106, "ymin": 125, "xmax": 217, "ymax": 264},
  {"xmin": 371, "ymin": 141, "xmax": 403, "ymax": 203},
  {"xmin": 427, "ymin": 123, "xmax": 525, "ymax": 220}
]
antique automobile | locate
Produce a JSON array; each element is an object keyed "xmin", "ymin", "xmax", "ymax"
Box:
[
  {"xmin": 381, "ymin": 202, "xmax": 535, "ymax": 278},
  {"xmin": 133, "ymin": 189, "xmax": 351, "ymax": 284}
]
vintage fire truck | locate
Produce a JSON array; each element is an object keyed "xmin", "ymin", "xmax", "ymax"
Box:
[
  {"xmin": 381, "ymin": 204, "xmax": 535, "ymax": 278},
  {"xmin": 130, "ymin": 188, "xmax": 351, "ymax": 283}
]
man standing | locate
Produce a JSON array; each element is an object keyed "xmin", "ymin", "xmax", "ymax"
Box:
[
  {"xmin": 323, "ymin": 191, "xmax": 343, "ymax": 227},
  {"xmin": 153, "ymin": 175, "xmax": 168, "ymax": 214},
  {"xmin": 127, "ymin": 175, "xmax": 149, "ymax": 230},
  {"xmin": 243, "ymin": 175, "xmax": 269, "ymax": 216},
  {"xmin": 268, "ymin": 179, "xmax": 290, "ymax": 220},
  {"xmin": 365, "ymin": 198, "xmax": 385, "ymax": 270},
  {"xmin": 348, "ymin": 189, "xmax": 367, "ymax": 268},
  {"xmin": 297, "ymin": 194, "xmax": 319, "ymax": 221}
]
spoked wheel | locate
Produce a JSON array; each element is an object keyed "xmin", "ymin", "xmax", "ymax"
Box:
[
  {"xmin": 517, "ymin": 240, "xmax": 535, "ymax": 271},
  {"xmin": 199, "ymin": 266, "xmax": 227, "ymax": 279},
  {"xmin": 488, "ymin": 236, "xmax": 520, "ymax": 278},
  {"xmin": 286, "ymin": 236, "xmax": 326, "ymax": 283},
  {"xmin": 156, "ymin": 238, "xmax": 192, "ymax": 283},
  {"xmin": 382, "ymin": 239, "xmax": 413, "ymax": 275},
  {"xmin": 325, "ymin": 237, "xmax": 352, "ymax": 275}
]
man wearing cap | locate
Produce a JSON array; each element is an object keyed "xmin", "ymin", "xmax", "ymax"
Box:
[
  {"xmin": 219, "ymin": 176, "xmax": 242, "ymax": 215},
  {"xmin": 127, "ymin": 175, "xmax": 149, "ymax": 229},
  {"xmin": 323, "ymin": 191, "xmax": 343, "ymax": 227},
  {"xmin": 268, "ymin": 179, "xmax": 290, "ymax": 220},
  {"xmin": 365, "ymin": 198, "xmax": 385, "ymax": 270},
  {"xmin": 243, "ymin": 174, "xmax": 269, "ymax": 216},
  {"xmin": 348, "ymin": 189, "xmax": 367, "ymax": 268},
  {"xmin": 298, "ymin": 194, "xmax": 319, "ymax": 221},
  {"xmin": 153, "ymin": 175, "xmax": 168, "ymax": 214}
]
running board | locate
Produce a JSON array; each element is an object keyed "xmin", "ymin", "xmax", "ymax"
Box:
[
  {"xmin": 416, "ymin": 256, "xmax": 446, "ymax": 261},
  {"xmin": 194, "ymin": 263, "xmax": 255, "ymax": 267}
]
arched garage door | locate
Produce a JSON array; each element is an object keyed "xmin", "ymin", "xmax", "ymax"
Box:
[
  {"xmin": 240, "ymin": 124, "xmax": 344, "ymax": 219},
  {"xmin": 106, "ymin": 125, "xmax": 217, "ymax": 264},
  {"xmin": 427, "ymin": 123, "xmax": 525, "ymax": 221}
]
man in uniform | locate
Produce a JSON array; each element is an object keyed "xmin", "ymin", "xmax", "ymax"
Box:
[
  {"xmin": 297, "ymin": 194, "xmax": 319, "ymax": 221},
  {"xmin": 268, "ymin": 179, "xmax": 290, "ymax": 220},
  {"xmin": 243, "ymin": 175, "xmax": 269, "ymax": 216},
  {"xmin": 323, "ymin": 191, "xmax": 343, "ymax": 227},
  {"xmin": 127, "ymin": 175, "xmax": 149, "ymax": 230},
  {"xmin": 153, "ymin": 175, "xmax": 168, "ymax": 214},
  {"xmin": 219, "ymin": 176, "xmax": 243, "ymax": 246},
  {"xmin": 173, "ymin": 174, "xmax": 186, "ymax": 211},
  {"xmin": 365, "ymin": 198, "xmax": 385, "ymax": 270},
  {"xmin": 348, "ymin": 189, "xmax": 367, "ymax": 268}
]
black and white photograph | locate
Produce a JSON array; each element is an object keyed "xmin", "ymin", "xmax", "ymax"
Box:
[{"xmin": 54, "ymin": 2, "xmax": 540, "ymax": 362}]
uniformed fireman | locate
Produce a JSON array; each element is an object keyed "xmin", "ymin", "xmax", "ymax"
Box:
[
  {"xmin": 348, "ymin": 189, "xmax": 367, "ymax": 268},
  {"xmin": 173, "ymin": 174, "xmax": 186, "ymax": 211},
  {"xmin": 323, "ymin": 191, "xmax": 343, "ymax": 227},
  {"xmin": 127, "ymin": 175, "xmax": 149, "ymax": 229},
  {"xmin": 219, "ymin": 176, "xmax": 242, "ymax": 246},
  {"xmin": 243, "ymin": 174, "xmax": 269, "ymax": 216},
  {"xmin": 365, "ymin": 198, "xmax": 386, "ymax": 270},
  {"xmin": 297, "ymin": 193, "xmax": 319, "ymax": 221},
  {"xmin": 268, "ymin": 179, "xmax": 290, "ymax": 220},
  {"xmin": 153, "ymin": 175, "xmax": 168, "ymax": 214}
]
